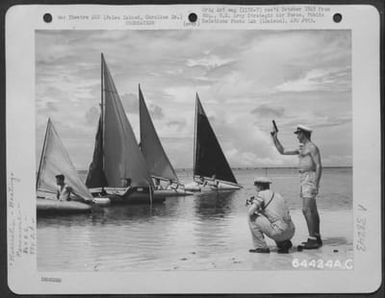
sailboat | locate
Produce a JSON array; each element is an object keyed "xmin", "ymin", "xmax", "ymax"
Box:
[
  {"xmin": 184, "ymin": 93, "xmax": 242, "ymax": 192},
  {"xmin": 36, "ymin": 118, "xmax": 94, "ymax": 214},
  {"xmin": 138, "ymin": 85, "xmax": 192, "ymax": 196},
  {"xmin": 86, "ymin": 54, "xmax": 165, "ymax": 204}
]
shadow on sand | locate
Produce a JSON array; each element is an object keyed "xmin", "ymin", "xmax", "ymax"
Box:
[{"xmin": 322, "ymin": 236, "xmax": 351, "ymax": 246}]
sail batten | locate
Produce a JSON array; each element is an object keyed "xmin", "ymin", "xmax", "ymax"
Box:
[
  {"xmin": 193, "ymin": 94, "xmax": 238, "ymax": 184},
  {"xmin": 139, "ymin": 86, "xmax": 178, "ymax": 182},
  {"xmin": 37, "ymin": 119, "xmax": 92, "ymax": 199}
]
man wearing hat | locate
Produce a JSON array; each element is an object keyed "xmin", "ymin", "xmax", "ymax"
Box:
[
  {"xmin": 247, "ymin": 177, "xmax": 295, "ymax": 253},
  {"xmin": 271, "ymin": 124, "xmax": 322, "ymax": 249}
]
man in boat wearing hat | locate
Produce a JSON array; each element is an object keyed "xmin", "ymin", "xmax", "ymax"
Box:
[
  {"xmin": 247, "ymin": 177, "xmax": 295, "ymax": 253},
  {"xmin": 271, "ymin": 124, "xmax": 323, "ymax": 249}
]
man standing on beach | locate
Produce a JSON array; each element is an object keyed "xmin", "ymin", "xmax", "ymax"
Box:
[
  {"xmin": 248, "ymin": 177, "xmax": 295, "ymax": 254},
  {"xmin": 271, "ymin": 125, "xmax": 323, "ymax": 249}
]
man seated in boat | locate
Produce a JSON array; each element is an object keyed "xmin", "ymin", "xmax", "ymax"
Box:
[
  {"xmin": 165, "ymin": 179, "xmax": 181, "ymax": 190},
  {"xmin": 205, "ymin": 174, "xmax": 219, "ymax": 189},
  {"xmin": 247, "ymin": 177, "xmax": 295, "ymax": 254},
  {"xmin": 195, "ymin": 175, "xmax": 205, "ymax": 186},
  {"xmin": 55, "ymin": 174, "xmax": 87, "ymax": 202},
  {"xmin": 154, "ymin": 178, "xmax": 164, "ymax": 190},
  {"xmin": 100, "ymin": 187, "xmax": 107, "ymax": 196},
  {"xmin": 120, "ymin": 178, "xmax": 136, "ymax": 196}
]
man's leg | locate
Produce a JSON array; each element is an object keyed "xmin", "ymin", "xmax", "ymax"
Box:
[
  {"xmin": 248, "ymin": 215, "xmax": 273, "ymax": 252},
  {"xmin": 302, "ymin": 197, "xmax": 320, "ymax": 237},
  {"xmin": 300, "ymin": 172, "xmax": 321, "ymax": 242},
  {"xmin": 301, "ymin": 197, "xmax": 322, "ymax": 249},
  {"xmin": 274, "ymin": 221, "xmax": 295, "ymax": 253}
]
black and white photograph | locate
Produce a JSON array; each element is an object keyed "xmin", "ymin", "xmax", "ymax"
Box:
[
  {"xmin": 35, "ymin": 29, "xmax": 353, "ymax": 271},
  {"xmin": 5, "ymin": 4, "xmax": 382, "ymax": 294}
]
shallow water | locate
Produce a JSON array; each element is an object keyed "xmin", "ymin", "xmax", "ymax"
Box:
[{"xmin": 37, "ymin": 167, "xmax": 352, "ymax": 271}]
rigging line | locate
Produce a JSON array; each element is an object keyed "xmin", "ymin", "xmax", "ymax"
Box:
[{"xmin": 148, "ymin": 180, "xmax": 153, "ymax": 206}]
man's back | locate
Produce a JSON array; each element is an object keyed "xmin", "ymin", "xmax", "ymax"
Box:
[{"xmin": 257, "ymin": 189, "xmax": 292, "ymax": 224}]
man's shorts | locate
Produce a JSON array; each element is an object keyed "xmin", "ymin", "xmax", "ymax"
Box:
[{"xmin": 299, "ymin": 171, "xmax": 318, "ymax": 198}]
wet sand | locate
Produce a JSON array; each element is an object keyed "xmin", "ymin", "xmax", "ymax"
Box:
[{"xmin": 164, "ymin": 210, "xmax": 353, "ymax": 271}]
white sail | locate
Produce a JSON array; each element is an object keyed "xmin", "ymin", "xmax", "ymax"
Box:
[{"xmin": 36, "ymin": 119, "xmax": 92, "ymax": 199}]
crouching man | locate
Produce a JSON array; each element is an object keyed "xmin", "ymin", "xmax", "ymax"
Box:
[{"xmin": 248, "ymin": 177, "xmax": 295, "ymax": 254}]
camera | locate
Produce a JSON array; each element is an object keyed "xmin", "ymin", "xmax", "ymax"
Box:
[{"xmin": 245, "ymin": 196, "xmax": 255, "ymax": 206}]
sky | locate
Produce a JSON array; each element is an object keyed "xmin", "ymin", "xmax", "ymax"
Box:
[{"xmin": 36, "ymin": 30, "xmax": 352, "ymax": 170}]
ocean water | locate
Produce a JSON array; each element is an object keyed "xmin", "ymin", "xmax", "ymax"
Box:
[{"xmin": 37, "ymin": 167, "xmax": 352, "ymax": 271}]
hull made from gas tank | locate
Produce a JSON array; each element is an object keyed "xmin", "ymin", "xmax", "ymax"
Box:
[
  {"xmin": 37, "ymin": 198, "xmax": 91, "ymax": 215},
  {"xmin": 90, "ymin": 187, "xmax": 166, "ymax": 204},
  {"xmin": 154, "ymin": 188, "xmax": 194, "ymax": 197},
  {"xmin": 184, "ymin": 181, "xmax": 242, "ymax": 192}
]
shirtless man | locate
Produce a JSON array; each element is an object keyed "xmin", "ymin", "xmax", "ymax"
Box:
[
  {"xmin": 271, "ymin": 125, "xmax": 323, "ymax": 249},
  {"xmin": 56, "ymin": 174, "xmax": 78, "ymax": 201}
]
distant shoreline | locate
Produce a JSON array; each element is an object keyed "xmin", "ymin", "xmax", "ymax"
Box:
[
  {"xmin": 175, "ymin": 166, "xmax": 353, "ymax": 171},
  {"xmin": 78, "ymin": 166, "xmax": 353, "ymax": 173}
]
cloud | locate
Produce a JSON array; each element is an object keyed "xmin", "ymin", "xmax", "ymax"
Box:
[
  {"xmin": 186, "ymin": 55, "xmax": 235, "ymax": 70},
  {"xmin": 251, "ymin": 104, "xmax": 285, "ymax": 118},
  {"xmin": 275, "ymin": 67, "xmax": 351, "ymax": 93},
  {"xmin": 36, "ymin": 101, "xmax": 58, "ymax": 114},
  {"xmin": 312, "ymin": 114, "xmax": 352, "ymax": 130},
  {"xmin": 200, "ymin": 112, "xmax": 279, "ymax": 168},
  {"xmin": 121, "ymin": 93, "xmax": 138, "ymax": 114},
  {"xmin": 167, "ymin": 120, "xmax": 186, "ymax": 131},
  {"xmin": 149, "ymin": 104, "xmax": 164, "ymax": 120},
  {"xmin": 85, "ymin": 106, "xmax": 100, "ymax": 125},
  {"xmin": 36, "ymin": 30, "xmax": 352, "ymax": 168}
]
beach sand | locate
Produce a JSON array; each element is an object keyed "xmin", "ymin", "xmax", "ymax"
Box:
[{"xmin": 164, "ymin": 209, "xmax": 353, "ymax": 271}]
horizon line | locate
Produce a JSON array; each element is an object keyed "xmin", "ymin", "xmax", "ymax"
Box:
[{"xmin": 77, "ymin": 165, "xmax": 353, "ymax": 172}]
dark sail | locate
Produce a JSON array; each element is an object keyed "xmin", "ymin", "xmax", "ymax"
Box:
[
  {"xmin": 86, "ymin": 116, "xmax": 107, "ymax": 188},
  {"xmin": 194, "ymin": 94, "xmax": 238, "ymax": 184}
]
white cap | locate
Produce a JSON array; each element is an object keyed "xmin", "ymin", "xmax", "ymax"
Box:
[
  {"xmin": 294, "ymin": 124, "xmax": 313, "ymax": 134},
  {"xmin": 253, "ymin": 176, "xmax": 272, "ymax": 185}
]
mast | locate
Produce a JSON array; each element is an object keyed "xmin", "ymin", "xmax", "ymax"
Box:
[
  {"xmin": 193, "ymin": 93, "xmax": 199, "ymax": 177},
  {"xmin": 101, "ymin": 53, "xmax": 105, "ymax": 173},
  {"xmin": 36, "ymin": 118, "xmax": 51, "ymax": 189}
]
